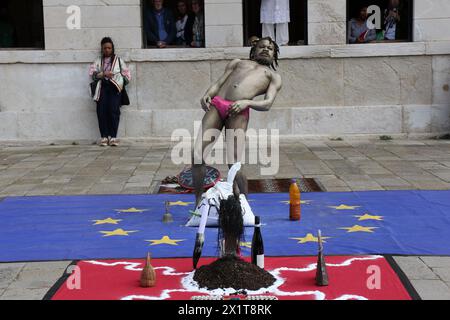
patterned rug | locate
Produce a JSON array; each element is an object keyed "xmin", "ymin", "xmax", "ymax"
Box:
[{"xmin": 47, "ymin": 255, "xmax": 418, "ymax": 300}]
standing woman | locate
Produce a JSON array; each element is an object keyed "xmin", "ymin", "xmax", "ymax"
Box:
[{"xmin": 89, "ymin": 37, "xmax": 131, "ymax": 147}]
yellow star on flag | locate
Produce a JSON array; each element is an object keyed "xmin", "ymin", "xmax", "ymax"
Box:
[
  {"xmin": 100, "ymin": 228, "xmax": 138, "ymax": 237},
  {"xmin": 168, "ymin": 201, "xmax": 194, "ymax": 207},
  {"xmin": 354, "ymin": 214, "xmax": 384, "ymax": 221},
  {"xmin": 240, "ymin": 242, "xmax": 252, "ymax": 249},
  {"xmin": 339, "ymin": 225, "xmax": 378, "ymax": 233},
  {"xmin": 290, "ymin": 233, "xmax": 331, "ymax": 244},
  {"xmin": 145, "ymin": 236, "xmax": 186, "ymax": 246},
  {"xmin": 115, "ymin": 207, "xmax": 148, "ymax": 213},
  {"xmin": 92, "ymin": 217, "xmax": 122, "ymax": 225},
  {"xmin": 328, "ymin": 204, "xmax": 361, "ymax": 210}
]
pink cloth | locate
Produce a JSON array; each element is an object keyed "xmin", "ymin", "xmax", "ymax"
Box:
[
  {"xmin": 103, "ymin": 57, "xmax": 112, "ymax": 79},
  {"xmin": 211, "ymin": 96, "xmax": 250, "ymax": 121},
  {"xmin": 103, "ymin": 57, "xmax": 112, "ymax": 72}
]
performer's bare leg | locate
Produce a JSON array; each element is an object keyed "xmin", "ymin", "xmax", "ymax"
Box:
[
  {"xmin": 192, "ymin": 107, "xmax": 224, "ymax": 206},
  {"xmin": 225, "ymin": 114, "xmax": 249, "ymax": 197}
]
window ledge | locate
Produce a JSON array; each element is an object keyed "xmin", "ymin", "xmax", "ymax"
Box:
[{"xmin": 1, "ymin": 41, "xmax": 450, "ymax": 64}]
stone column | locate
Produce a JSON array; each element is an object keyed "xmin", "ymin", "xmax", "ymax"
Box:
[
  {"xmin": 308, "ymin": 0, "xmax": 347, "ymax": 45},
  {"xmin": 42, "ymin": 0, "xmax": 142, "ymax": 50},
  {"xmin": 204, "ymin": 0, "xmax": 243, "ymax": 47}
]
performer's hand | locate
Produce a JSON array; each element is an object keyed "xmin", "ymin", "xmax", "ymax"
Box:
[
  {"xmin": 229, "ymin": 100, "xmax": 250, "ymax": 116},
  {"xmin": 105, "ymin": 71, "xmax": 114, "ymax": 78},
  {"xmin": 201, "ymin": 95, "xmax": 211, "ymax": 112}
]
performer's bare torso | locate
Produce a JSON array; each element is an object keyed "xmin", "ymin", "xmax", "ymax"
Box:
[
  {"xmin": 217, "ymin": 60, "xmax": 273, "ymax": 102},
  {"xmin": 192, "ymin": 38, "xmax": 282, "ymax": 204}
]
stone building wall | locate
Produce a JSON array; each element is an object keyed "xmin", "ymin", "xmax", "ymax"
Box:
[{"xmin": 0, "ymin": 0, "xmax": 449, "ymax": 141}]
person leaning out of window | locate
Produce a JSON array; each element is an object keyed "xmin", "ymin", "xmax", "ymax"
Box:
[
  {"xmin": 190, "ymin": 0, "xmax": 205, "ymax": 48},
  {"xmin": 175, "ymin": 0, "xmax": 195, "ymax": 46},
  {"xmin": 145, "ymin": 0, "xmax": 177, "ymax": 48},
  {"xmin": 348, "ymin": 5, "xmax": 377, "ymax": 44},
  {"xmin": 89, "ymin": 37, "xmax": 131, "ymax": 147},
  {"xmin": 384, "ymin": 0, "xmax": 401, "ymax": 41}
]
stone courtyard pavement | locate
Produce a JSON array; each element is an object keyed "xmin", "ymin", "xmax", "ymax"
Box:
[{"xmin": 1, "ymin": 138, "xmax": 450, "ymax": 300}]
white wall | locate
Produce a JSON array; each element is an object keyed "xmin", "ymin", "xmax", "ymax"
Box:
[
  {"xmin": 43, "ymin": 0, "xmax": 143, "ymax": 50},
  {"xmin": 205, "ymin": 0, "xmax": 243, "ymax": 47},
  {"xmin": 0, "ymin": 0, "xmax": 449, "ymax": 141},
  {"xmin": 415, "ymin": 0, "xmax": 450, "ymax": 41},
  {"xmin": 308, "ymin": 0, "xmax": 347, "ymax": 45}
]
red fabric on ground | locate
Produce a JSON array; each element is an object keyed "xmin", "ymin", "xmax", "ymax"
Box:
[{"xmin": 52, "ymin": 256, "xmax": 412, "ymax": 300}]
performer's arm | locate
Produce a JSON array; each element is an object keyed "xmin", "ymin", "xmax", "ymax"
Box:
[
  {"xmin": 201, "ymin": 59, "xmax": 240, "ymax": 111},
  {"xmin": 229, "ymin": 73, "xmax": 282, "ymax": 115}
]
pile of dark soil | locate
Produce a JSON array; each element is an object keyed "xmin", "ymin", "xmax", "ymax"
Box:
[{"xmin": 193, "ymin": 256, "xmax": 276, "ymax": 291}]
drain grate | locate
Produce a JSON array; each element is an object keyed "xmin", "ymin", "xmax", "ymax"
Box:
[
  {"xmin": 158, "ymin": 178, "xmax": 323, "ymax": 194},
  {"xmin": 247, "ymin": 178, "xmax": 323, "ymax": 193}
]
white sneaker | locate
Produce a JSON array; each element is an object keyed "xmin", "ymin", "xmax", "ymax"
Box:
[
  {"xmin": 109, "ymin": 138, "xmax": 119, "ymax": 147},
  {"xmin": 99, "ymin": 138, "xmax": 108, "ymax": 147}
]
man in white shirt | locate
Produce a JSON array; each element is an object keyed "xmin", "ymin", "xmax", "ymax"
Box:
[
  {"xmin": 260, "ymin": 0, "xmax": 290, "ymax": 46},
  {"xmin": 384, "ymin": 0, "xmax": 401, "ymax": 41},
  {"xmin": 175, "ymin": 0, "xmax": 194, "ymax": 46}
]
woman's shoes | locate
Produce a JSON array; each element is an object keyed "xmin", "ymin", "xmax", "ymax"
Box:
[
  {"xmin": 99, "ymin": 138, "xmax": 108, "ymax": 147},
  {"xmin": 109, "ymin": 138, "xmax": 119, "ymax": 147},
  {"xmin": 99, "ymin": 137, "xmax": 119, "ymax": 147}
]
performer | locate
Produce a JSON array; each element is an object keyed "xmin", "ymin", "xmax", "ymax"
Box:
[
  {"xmin": 260, "ymin": 0, "xmax": 290, "ymax": 46},
  {"xmin": 191, "ymin": 37, "xmax": 282, "ymax": 206}
]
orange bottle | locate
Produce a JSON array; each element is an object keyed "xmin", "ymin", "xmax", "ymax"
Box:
[{"xmin": 289, "ymin": 179, "xmax": 301, "ymax": 221}]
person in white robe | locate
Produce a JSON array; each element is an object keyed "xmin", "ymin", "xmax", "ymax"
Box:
[{"xmin": 260, "ymin": 0, "xmax": 290, "ymax": 46}]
